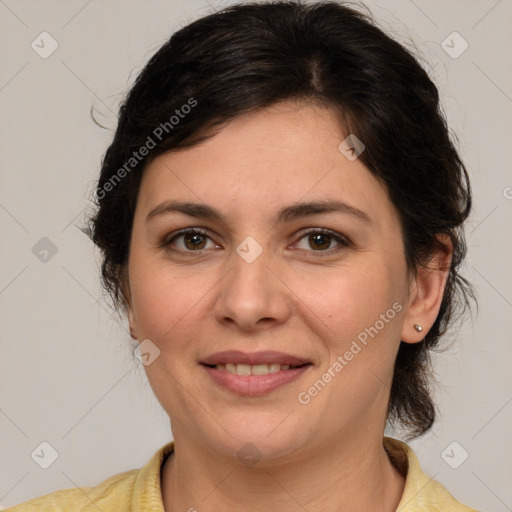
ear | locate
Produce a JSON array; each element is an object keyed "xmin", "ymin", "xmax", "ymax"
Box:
[
  {"xmin": 128, "ymin": 304, "xmax": 138, "ymax": 340},
  {"xmin": 120, "ymin": 265, "xmax": 138, "ymax": 340},
  {"xmin": 401, "ymin": 234, "xmax": 453, "ymax": 343}
]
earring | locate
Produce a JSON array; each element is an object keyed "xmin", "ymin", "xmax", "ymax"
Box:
[{"xmin": 414, "ymin": 324, "xmax": 423, "ymax": 333}]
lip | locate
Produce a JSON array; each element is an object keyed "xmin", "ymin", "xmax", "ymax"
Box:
[
  {"xmin": 200, "ymin": 350, "xmax": 310, "ymax": 366},
  {"xmin": 201, "ymin": 364, "xmax": 311, "ymax": 397}
]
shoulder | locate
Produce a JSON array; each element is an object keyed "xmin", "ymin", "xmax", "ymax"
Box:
[
  {"xmin": 383, "ymin": 437, "xmax": 481, "ymax": 512},
  {"xmin": 3, "ymin": 441, "xmax": 174, "ymax": 512},
  {"xmin": 2, "ymin": 469, "xmax": 138, "ymax": 512}
]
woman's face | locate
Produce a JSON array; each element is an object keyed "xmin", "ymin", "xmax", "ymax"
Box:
[{"xmin": 126, "ymin": 100, "xmax": 415, "ymax": 462}]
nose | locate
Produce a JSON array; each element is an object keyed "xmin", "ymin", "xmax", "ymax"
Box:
[{"xmin": 214, "ymin": 246, "xmax": 291, "ymax": 332}]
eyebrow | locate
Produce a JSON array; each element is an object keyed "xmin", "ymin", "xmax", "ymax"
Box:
[{"xmin": 146, "ymin": 199, "xmax": 372, "ymax": 225}]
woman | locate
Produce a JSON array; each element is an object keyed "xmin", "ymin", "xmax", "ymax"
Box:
[{"xmin": 6, "ymin": 0, "xmax": 478, "ymax": 510}]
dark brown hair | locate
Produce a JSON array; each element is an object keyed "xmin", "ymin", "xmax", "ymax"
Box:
[{"xmin": 83, "ymin": 0, "xmax": 474, "ymax": 439}]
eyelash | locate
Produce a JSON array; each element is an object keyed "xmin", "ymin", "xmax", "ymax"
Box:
[{"xmin": 161, "ymin": 227, "xmax": 351, "ymax": 257}]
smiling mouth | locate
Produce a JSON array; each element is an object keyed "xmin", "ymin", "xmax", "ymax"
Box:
[{"xmin": 202, "ymin": 362, "xmax": 311, "ymax": 376}]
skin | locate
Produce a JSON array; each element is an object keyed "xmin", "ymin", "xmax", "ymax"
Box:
[{"xmin": 125, "ymin": 99, "xmax": 452, "ymax": 511}]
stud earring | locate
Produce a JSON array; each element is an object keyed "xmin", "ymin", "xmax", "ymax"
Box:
[{"xmin": 414, "ymin": 324, "xmax": 423, "ymax": 333}]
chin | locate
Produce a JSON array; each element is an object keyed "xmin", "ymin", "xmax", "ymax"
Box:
[{"xmin": 205, "ymin": 412, "xmax": 314, "ymax": 465}]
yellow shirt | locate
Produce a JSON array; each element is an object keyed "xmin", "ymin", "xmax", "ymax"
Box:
[{"xmin": 4, "ymin": 437, "xmax": 479, "ymax": 511}]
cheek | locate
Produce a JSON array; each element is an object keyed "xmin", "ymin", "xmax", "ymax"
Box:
[
  {"xmin": 295, "ymin": 260, "xmax": 403, "ymax": 336},
  {"xmin": 295, "ymin": 261, "xmax": 405, "ymax": 388},
  {"xmin": 128, "ymin": 255, "xmax": 211, "ymax": 347},
  {"xmin": 128, "ymin": 258, "xmax": 210, "ymax": 410}
]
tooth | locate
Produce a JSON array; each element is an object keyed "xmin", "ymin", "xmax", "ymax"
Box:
[
  {"xmin": 236, "ymin": 364, "xmax": 252, "ymax": 375},
  {"xmin": 220, "ymin": 363, "xmax": 294, "ymax": 375},
  {"xmin": 251, "ymin": 364, "xmax": 269, "ymax": 375},
  {"xmin": 225, "ymin": 363, "xmax": 237, "ymax": 374}
]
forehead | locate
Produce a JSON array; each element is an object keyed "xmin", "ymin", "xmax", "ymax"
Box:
[{"xmin": 136, "ymin": 100, "xmax": 396, "ymax": 229}]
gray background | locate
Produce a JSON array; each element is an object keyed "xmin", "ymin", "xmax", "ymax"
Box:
[{"xmin": 1, "ymin": 0, "xmax": 511, "ymax": 510}]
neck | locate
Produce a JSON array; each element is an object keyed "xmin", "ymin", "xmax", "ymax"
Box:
[{"xmin": 161, "ymin": 430, "xmax": 405, "ymax": 512}]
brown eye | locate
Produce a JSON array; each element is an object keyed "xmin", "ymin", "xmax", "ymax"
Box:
[
  {"xmin": 164, "ymin": 228, "xmax": 217, "ymax": 252},
  {"xmin": 295, "ymin": 229, "xmax": 350, "ymax": 255},
  {"xmin": 182, "ymin": 232, "xmax": 208, "ymax": 250},
  {"xmin": 308, "ymin": 233, "xmax": 332, "ymax": 250}
]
